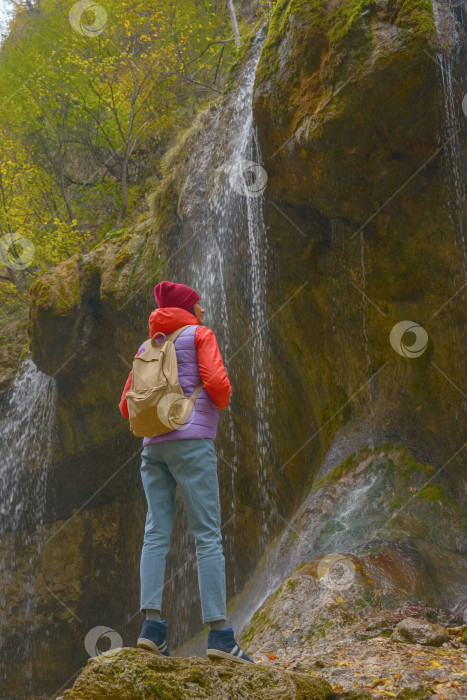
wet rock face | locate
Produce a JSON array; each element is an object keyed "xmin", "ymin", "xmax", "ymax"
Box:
[
  {"xmin": 0, "ymin": 497, "xmax": 145, "ymax": 699},
  {"xmin": 249, "ymin": 0, "xmax": 467, "ymax": 476},
  {"xmin": 238, "ymin": 554, "xmax": 467, "ymax": 698},
  {"xmin": 58, "ymin": 647, "xmax": 333, "ymax": 700},
  {"xmin": 391, "ymin": 617, "xmax": 451, "ymax": 646},
  {"xmin": 253, "ymin": 0, "xmax": 442, "ymax": 218}
]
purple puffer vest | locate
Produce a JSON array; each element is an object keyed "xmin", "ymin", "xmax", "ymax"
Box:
[{"xmin": 138, "ymin": 325, "xmax": 219, "ymax": 445}]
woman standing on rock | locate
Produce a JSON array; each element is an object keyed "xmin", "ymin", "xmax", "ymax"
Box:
[{"xmin": 119, "ymin": 281, "xmax": 253, "ymax": 664}]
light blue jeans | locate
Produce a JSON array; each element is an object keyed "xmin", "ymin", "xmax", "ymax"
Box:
[{"xmin": 139, "ymin": 438, "xmax": 226, "ymax": 623}]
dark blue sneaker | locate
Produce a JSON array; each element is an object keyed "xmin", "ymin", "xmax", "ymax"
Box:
[
  {"xmin": 137, "ymin": 619, "xmax": 170, "ymax": 656},
  {"xmin": 206, "ymin": 626, "xmax": 253, "ymax": 664}
]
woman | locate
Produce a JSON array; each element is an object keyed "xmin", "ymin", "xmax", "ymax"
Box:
[{"xmin": 119, "ymin": 280, "xmax": 253, "ymax": 663}]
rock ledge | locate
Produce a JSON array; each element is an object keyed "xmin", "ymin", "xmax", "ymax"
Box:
[{"xmin": 58, "ymin": 647, "xmax": 333, "ymax": 699}]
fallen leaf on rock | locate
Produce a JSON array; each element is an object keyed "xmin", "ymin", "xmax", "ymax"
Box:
[{"xmin": 372, "ymin": 678, "xmax": 387, "ymax": 686}]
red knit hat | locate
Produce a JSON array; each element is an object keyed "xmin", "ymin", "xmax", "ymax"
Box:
[{"xmin": 153, "ymin": 281, "xmax": 199, "ymax": 310}]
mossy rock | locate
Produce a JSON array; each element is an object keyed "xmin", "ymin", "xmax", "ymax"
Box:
[
  {"xmin": 396, "ymin": 686, "xmax": 436, "ymax": 700},
  {"xmin": 342, "ymin": 691, "xmax": 374, "ymax": 700},
  {"xmin": 59, "ymin": 647, "xmax": 334, "ymax": 699}
]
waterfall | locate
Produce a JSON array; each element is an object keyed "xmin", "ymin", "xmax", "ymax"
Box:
[
  {"xmin": 0, "ymin": 356, "xmax": 57, "ymax": 534},
  {"xmin": 172, "ymin": 25, "xmax": 275, "ymax": 549},
  {"xmin": 432, "ymin": 0, "xmax": 467, "ymax": 276},
  {"xmin": 0, "ymin": 356, "xmax": 57, "ymax": 695},
  {"xmin": 211, "ymin": 34, "xmax": 275, "ymax": 542}
]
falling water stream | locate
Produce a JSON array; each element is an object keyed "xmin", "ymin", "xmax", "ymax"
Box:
[
  {"xmin": 431, "ymin": 0, "xmax": 467, "ymax": 422},
  {"xmin": 0, "ymin": 356, "xmax": 57, "ymax": 695},
  {"xmin": 171, "ymin": 26, "xmax": 276, "ymax": 550},
  {"xmin": 432, "ymin": 0, "xmax": 467, "ymax": 275},
  {"xmin": 0, "ymin": 357, "xmax": 57, "ymax": 533}
]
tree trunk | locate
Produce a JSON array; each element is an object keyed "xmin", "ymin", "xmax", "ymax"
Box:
[
  {"xmin": 226, "ymin": 0, "xmax": 241, "ymax": 47},
  {"xmin": 0, "ymin": 256, "xmax": 27, "ymax": 294}
]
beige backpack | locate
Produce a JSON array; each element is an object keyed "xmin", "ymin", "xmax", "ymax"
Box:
[{"xmin": 125, "ymin": 325, "xmax": 203, "ymax": 437}]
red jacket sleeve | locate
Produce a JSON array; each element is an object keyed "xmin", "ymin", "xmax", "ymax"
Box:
[
  {"xmin": 118, "ymin": 350, "xmax": 140, "ymax": 418},
  {"xmin": 195, "ymin": 326, "xmax": 231, "ymax": 409}
]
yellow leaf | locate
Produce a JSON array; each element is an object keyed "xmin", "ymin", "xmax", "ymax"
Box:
[
  {"xmin": 335, "ymin": 596, "xmax": 344, "ymax": 603},
  {"xmin": 430, "ymin": 661, "xmax": 443, "ymax": 667}
]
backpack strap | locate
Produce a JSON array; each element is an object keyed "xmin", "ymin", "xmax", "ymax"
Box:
[
  {"xmin": 148, "ymin": 324, "xmax": 205, "ymax": 400},
  {"xmin": 189, "ymin": 381, "xmax": 204, "ymax": 401},
  {"xmin": 167, "ymin": 324, "xmax": 194, "ymax": 342},
  {"xmin": 167, "ymin": 326, "xmax": 204, "ymax": 401},
  {"xmin": 149, "ymin": 324, "xmax": 192, "ymax": 347}
]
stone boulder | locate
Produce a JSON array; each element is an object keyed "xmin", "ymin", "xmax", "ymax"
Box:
[
  {"xmin": 58, "ymin": 647, "xmax": 333, "ymax": 700},
  {"xmin": 391, "ymin": 617, "xmax": 451, "ymax": 646}
]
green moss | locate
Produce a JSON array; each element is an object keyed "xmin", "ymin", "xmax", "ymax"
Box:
[
  {"xmin": 313, "ymin": 452, "xmax": 357, "ymax": 488},
  {"xmin": 255, "ymin": 0, "xmax": 326, "ymax": 86},
  {"xmin": 19, "ymin": 341, "xmax": 30, "ymax": 361},
  {"xmin": 343, "ymin": 691, "xmax": 374, "ymax": 700},
  {"xmin": 256, "ymin": 0, "xmax": 436, "ymax": 89},
  {"xmin": 369, "ymin": 543, "xmax": 382, "ymax": 553},
  {"xmin": 115, "ymin": 248, "xmax": 132, "ymax": 269},
  {"xmin": 396, "ymin": 686, "xmax": 436, "ymax": 700},
  {"xmin": 379, "ymin": 443, "xmax": 391, "ymax": 453},
  {"xmin": 273, "ymin": 583, "xmax": 283, "ymax": 598},
  {"xmin": 391, "ymin": 0, "xmax": 436, "ymax": 37},
  {"xmin": 183, "ymin": 667, "xmax": 210, "ymax": 689},
  {"xmin": 105, "ymin": 227, "xmax": 125, "ymax": 240},
  {"xmin": 317, "ymin": 618, "xmax": 333, "ymax": 637},
  {"xmin": 145, "ymin": 679, "xmax": 184, "ymax": 698},
  {"xmin": 241, "ymin": 611, "xmax": 271, "ymax": 644},
  {"xmin": 399, "ymin": 449, "xmax": 433, "ymax": 474},
  {"xmin": 418, "ymin": 483, "xmax": 452, "ymax": 504},
  {"xmin": 327, "ymin": 0, "xmax": 376, "ymax": 45},
  {"xmin": 287, "ymin": 579, "xmax": 297, "ymax": 591}
]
